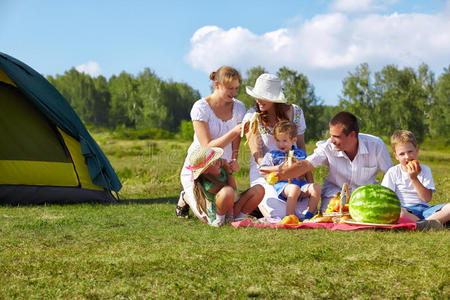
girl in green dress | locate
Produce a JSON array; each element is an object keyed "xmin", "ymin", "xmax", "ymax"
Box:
[{"xmin": 187, "ymin": 146, "xmax": 264, "ymax": 227}]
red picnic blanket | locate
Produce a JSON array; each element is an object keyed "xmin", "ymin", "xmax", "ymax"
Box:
[{"xmin": 231, "ymin": 217, "xmax": 416, "ymax": 231}]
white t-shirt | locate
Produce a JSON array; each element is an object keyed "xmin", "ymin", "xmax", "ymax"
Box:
[
  {"xmin": 381, "ymin": 164, "xmax": 435, "ymax": 207},
  {"xmin": 306, "ymin": 133, "xmax": 393, "ymax": 209},
  {"xmin": 186, "ymin": 98, "xmax": 246, "ymax": 161}
]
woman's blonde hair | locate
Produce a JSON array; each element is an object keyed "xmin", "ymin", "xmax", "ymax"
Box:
[{"xmin": 209, "ymin": 66, "xmax": 242, "ymax": 87}]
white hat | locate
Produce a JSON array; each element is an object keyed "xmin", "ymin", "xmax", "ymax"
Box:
[
  {"xmin": 186, "ymin": 146, "xmax": 223, "ymax": 181},
  {"xmin": 245, "ymin": 73, "xmax": 286, "ymax": 103}
]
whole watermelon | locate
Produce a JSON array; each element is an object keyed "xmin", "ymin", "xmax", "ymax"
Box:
[{"xmin": 349, "ymin": 184, "xmax": 401, "ymax": 224}]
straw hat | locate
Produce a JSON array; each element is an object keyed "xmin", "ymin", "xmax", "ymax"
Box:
[
  {"xmin": 245, "ymin": 73, "xmax": 286, "ymax": 103},
  {"xmin": 186, "ymin": 146, "xmax": 223, "ymax": 181}
]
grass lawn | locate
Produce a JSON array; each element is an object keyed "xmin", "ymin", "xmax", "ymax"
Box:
[{"xmin": 1, "ymin": 133, "xmax": 449, "ymax": 299}]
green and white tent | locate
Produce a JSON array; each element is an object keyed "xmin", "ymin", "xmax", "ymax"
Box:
[{"xmin": 0, "ymin": 52, "xmax": 121, "ymax": 204}]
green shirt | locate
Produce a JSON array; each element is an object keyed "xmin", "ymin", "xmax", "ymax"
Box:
[{"xmin": 201, "ymin": 167, "xmax": 228, "ymax": 202}]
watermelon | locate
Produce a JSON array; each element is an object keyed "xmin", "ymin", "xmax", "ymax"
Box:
[{"xmin": 349, "ymin": 184, "xmax": 401, "ymax": 224}]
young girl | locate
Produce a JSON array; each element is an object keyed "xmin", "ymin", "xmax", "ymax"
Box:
[{"xmin": 186, "ymin": 146, "xmax": 264, "ymax": 227}]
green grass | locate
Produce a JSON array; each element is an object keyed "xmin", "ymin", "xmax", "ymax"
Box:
[{"xmin": 1, "ymin": 133, "xmax": 449, "ymax": 299}]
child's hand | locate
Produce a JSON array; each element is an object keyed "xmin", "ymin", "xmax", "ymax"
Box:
[
  {"xmin": 407, "ymin": 160, "xmax": 421, "ymax": 179},
  {"xmin": 229, "ymin": 159, "xmax": 240, "ymax": 173},
  {"xmin": 222, "ymin": 160, "xmax": 233, "ymax": 173}
]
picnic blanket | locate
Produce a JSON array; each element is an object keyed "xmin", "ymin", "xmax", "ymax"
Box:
[{"xmin": 231, "ymin": 217, "xmax": 416, "ymax": 231}]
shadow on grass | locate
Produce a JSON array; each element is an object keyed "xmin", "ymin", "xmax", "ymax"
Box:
[
  {"xmin": 0, "ymin": 196, "xmax": 179, "ymax": 207},
  {"xmin": 117, "ymin": 196, "xmax": 178, "ymax": 205}
]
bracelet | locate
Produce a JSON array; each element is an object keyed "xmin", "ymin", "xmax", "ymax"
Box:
[{"xmin": 231, "ymin": 158, "xmax": 237, "ymax": 162}]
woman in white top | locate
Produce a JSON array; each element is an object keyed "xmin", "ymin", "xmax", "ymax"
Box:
[
  {"xmin": 177, "ymin": 66, "xmax": 247, "ymax": 222},
  {"xmin": 243, "ymin": 73, "xmax": 310, "ymax": 219}
]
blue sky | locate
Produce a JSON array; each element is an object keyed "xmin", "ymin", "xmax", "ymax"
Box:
[{"xmin": 1, "ymin": 0, "xmax": 449, "ymax": 105}]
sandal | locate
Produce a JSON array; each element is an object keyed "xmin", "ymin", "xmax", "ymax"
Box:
[{"xmin": 175, "ymin": 191, "xmax": 190, "ymax": 218}]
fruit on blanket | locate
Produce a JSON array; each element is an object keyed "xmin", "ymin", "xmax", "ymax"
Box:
[
  {"xmin": 325, "ymin": 192, "xmax": 340, "ymax": 213},
  {"xmin": 407, "ymin": 160, "xmax": 421, "ymax": 172},
  {"xmin": 337, "ymin": 215, "xmax": 351, "ymax": 224},
  {"xmin": 265, "ymin": 172, "xmax": 279, "ymax": 185},
  {"xmin": 349, "ymin": 184, "xmax": 401, "ymax": 224},
  {"xmin": 325, "ymin": 192, "xmax": 349, "ymax": 213},
  {"xmin": 303, "ymin": 213, "xmax": 333, "ymax": 223},
  {"xmin": 281, "ymin": 214, "xmax": 300, "ymax": 225}
]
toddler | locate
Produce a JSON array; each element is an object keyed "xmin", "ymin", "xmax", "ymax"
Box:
[{"xmin": 260, "ymin": 120, "xmax": 321, "ymax": 219}]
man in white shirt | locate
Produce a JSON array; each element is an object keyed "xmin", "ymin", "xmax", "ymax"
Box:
[{"xmin": 260, "ymin": 111, "xmax": 393, "ymax": 212}]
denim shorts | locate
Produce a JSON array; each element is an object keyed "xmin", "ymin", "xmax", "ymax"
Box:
[
  {"xmin": 404, "ymin": 203, "xmax": 446, "ymax": 220},
  {"xmin": 274, "ymin": 179, "xmax": 308, "ymax": 201}
]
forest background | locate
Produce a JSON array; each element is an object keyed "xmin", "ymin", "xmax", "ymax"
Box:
[{"xmin": 47, "ymin": 63, "xmax": 450, "ymax": 145}]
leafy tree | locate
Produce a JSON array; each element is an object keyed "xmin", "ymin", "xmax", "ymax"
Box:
[
  {"xmin": 374, "ymin": 65, "xmax": 427, "ymax": 142},
  {"xmin": 316, "ymin": 105, "xmax": 342, "ymax": 139},
  {"xmin": 339, "ymin": 63, "xmax": 431, "ymax": 142},
  {"xmin": 277, "ymin": 67, "xmax": 324, "ymax": 141},
  {"xmin": 339, "ymin": 63, "xmax": 377, "ymax": 133},
  {"xmin": 92, "ymin": 75, "xmax": 111, "ymax": 126},
  {"xmin": 430, "ymin": 66, "xmax": 450, "ymax": 138},
  {"xmin": 133, "ymin": 68, "xmax": 166, "ymax": 129},
  {"xmin": 48, "ymin": 69, "xmax": 106, "ymax": 126},
  {"xmin": 108, "ymin": 72, "xmax": 138, "ymax": 128},
  {"xmin": 236, "ymin": 66, "xmax": 267, "ymax": 108},
  {"xmin": 155, "ymin": 81, "xmax": 199, "ymax": 131}
]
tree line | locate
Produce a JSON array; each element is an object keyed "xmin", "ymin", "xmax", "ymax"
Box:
[
  {"xmin": 47, "ymin": 68, "xmax": 200, "ymax": 132},
  {"xmin": 47, "ymin": 63, "xmax": 449, "ymax": 143}
]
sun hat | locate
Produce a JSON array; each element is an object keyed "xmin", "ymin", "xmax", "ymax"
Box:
[
  {"xmin": 245, "ymin": 73, "xmax": 286, "ymax": 103},
  {"xmin": 186, "ymin": 146, "xmax": 224, "ymax": 181}
]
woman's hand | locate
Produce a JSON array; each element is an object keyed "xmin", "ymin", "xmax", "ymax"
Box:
[
  {"xmin": 240, "ymin": 120, "xmax": 251, "ymax": 137},
  {"xmin": 233, "ymin": 123, "xmax": 243, "ymax": 136}
]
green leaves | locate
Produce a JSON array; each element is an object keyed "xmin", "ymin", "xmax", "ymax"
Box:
[
  {"xmin": 47, "ymin": 68, "xmax": 199, "ymax": 132},
  {"xmin": 277, "ymin": 67, "xmax": 324, "ymax": 141},
  {"xmin": 340, "ymin": 63, "xmax": 449, "ymax": 142}
]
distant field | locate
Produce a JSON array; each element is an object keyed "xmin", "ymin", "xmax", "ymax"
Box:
[{"xmin": 0, "ymin": 133, "xmax": 448, "ymax": 298}]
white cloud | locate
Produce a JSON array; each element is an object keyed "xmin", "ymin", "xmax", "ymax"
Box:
[
  {"xmin": 186, "ymin": 10, "xmax": 450, "ymax": 81},
  {"xmin": 329, "ymin": 0, "xmax": 401, "ymax": 13},
  {"xmin": 330, "ymin": 0, "xmax": 381, "ymax": 13},
  {"xmin": 75, "ymin": 61, "xmax": 102, "ymax": 77}
]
